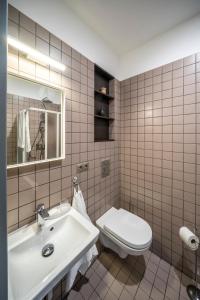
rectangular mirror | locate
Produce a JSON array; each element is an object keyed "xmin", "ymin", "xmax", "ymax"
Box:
[{"xmin": 7, "ymin": 73, "xmax": 65, "ymax": 168}]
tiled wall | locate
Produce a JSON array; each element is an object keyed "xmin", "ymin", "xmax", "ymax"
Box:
[
  {"xmin": 7, "ymin": 5, "xmax": 120, "ymax": 236},
  {"xmin": 120, "ymin": 54, "xmax": 200, "ymax": 279},
  {"xmin": 7, "ymin": 3, "xmax": 200, "ymax": 297},
  {"xmin": 7, "ymin": 94, "xmax": 17, "ymax": 164}
]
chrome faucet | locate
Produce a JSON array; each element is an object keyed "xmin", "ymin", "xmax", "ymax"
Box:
[{"xmin": 36, "ymin": 204, "xmax": 49, "ymax": 227}]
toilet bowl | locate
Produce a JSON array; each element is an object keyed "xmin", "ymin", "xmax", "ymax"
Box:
[{"xmin": 96, "ymin": 207, "xmax": 152, "ymax": 258}]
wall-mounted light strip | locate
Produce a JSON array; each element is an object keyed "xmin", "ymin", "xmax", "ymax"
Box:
[{"xmin": 7, "ymin": 36, "xmax": 66, "ymax": 71}]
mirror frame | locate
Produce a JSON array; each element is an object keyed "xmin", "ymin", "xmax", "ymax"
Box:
[{"xmin": 7, "ymin": 72, "xmax": 65, "ymax": 169}]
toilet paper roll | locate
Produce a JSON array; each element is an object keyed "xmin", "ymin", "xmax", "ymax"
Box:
[{"xmin": 179, "ymin": 226, "xmax": 199, "ymax": 251}]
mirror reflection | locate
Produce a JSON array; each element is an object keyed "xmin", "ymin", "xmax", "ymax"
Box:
[{"xmin": 7, "ymin": 74, "xmax": 63, "ymax": 167}]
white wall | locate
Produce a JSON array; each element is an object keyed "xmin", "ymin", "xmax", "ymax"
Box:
[
  {"xmin": 119, "ymin": 14, "xmax": 200, "ymax": 80},
  {"xmin": 8, "ymin": 0, "xmax": 119, "ymax": 78},
  {"xmin": 8, "ymin": 0, "xmax": 200, "ymax": 81}
]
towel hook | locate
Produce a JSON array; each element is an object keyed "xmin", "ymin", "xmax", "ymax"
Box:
[{"xmin": 73, "ymin": 176, "xmax": 79, "ymax": 192}]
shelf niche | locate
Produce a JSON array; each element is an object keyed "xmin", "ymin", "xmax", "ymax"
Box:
[{"xmin": 94, "ymin": 65, "xmax": 115, "ymax": 142}]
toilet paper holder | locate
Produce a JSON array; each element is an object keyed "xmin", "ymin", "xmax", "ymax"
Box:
[
  {"xmin": 180, "ymin": 227, "xmax": 200, "ymax": 300},
  {"xmin": 191, "ymin": 238, "xmax": 199, "ymax": 245},
  {"xmin": 179, "ymin": 226, "xmax": 199, "ymax": 251}
]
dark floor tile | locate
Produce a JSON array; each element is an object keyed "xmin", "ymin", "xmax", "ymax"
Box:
[
  {"xmin": 110, "ymin": 279, "xmax": 124, "ymax": 297},
  {"xmin": 104, "ymin": 290, "xmax": 118, "ymax": 300},
  {"xmin": 151, "ymin": 287, "xmax": 165, "ymax": 300},
  {"xmin": 89, "ymin": 291, "xmax": 100, "ymax": 300},
  {"xmin": 154, "ymin": 276, "xmax": 167, "ymax": 294},
  {"xmin": 66, "ymin": 249, "xmax": 196, "ymax": 300},
  {"xmin": 119, "ymin": 288, "xmax": 133, "ymax": 300},
  {"xmin": 140, "ymin": 278, "xmax": 153, "ymax": 296},
  {"xmin": 135, "ymin": 288, "xmax": 150, "ymax": 300},
  {"xmin": 95, "ymin": 280, "xmax": 109, "ymax": 299}
]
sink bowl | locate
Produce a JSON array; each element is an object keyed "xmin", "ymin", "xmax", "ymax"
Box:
[{"xmin": 8, "ymin": 207, "xmax": 99, "ymax": 300}]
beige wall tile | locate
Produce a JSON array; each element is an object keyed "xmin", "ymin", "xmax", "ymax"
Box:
[{"xmin": 120, "ymin": 50, "xmax": 200, "ymax": 280}]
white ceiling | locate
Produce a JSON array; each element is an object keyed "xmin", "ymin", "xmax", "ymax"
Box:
[{"xmin": 64, "ymin": 0, "xmax": 200, "ymax": 55}]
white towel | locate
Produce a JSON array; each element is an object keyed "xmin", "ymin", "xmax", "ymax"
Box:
[
  {"xmin": 64, "ymin": 186, "xmax": 98, "ymax": 293},
  {"xmin": 18, "ymin": 110, "xmax": 31, "ymax": 153},
  {"xmin": 72, "ymin": 187, "xmax": 98, "ymax": 273},
  {"xmin": 64, "ymin": 259, "xmax": 83, "ymax": 293}
]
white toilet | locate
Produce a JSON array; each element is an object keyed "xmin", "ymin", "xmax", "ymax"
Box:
[{"xmin": 96, "ymin": 207, "xmax": 152, "ymax": 258}]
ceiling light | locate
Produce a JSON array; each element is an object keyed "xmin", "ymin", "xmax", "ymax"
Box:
[{"xmin": 7, "ymin": 36, "xmax": 66, "ymax": 71}]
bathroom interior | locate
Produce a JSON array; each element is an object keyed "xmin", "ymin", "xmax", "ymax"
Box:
[{"xmin": 1, "ymin": 0, "xmax": 200, "ymax": 299}]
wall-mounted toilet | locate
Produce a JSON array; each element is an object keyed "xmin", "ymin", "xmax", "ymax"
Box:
[{"xmin": 96, "ymin": 207, "xmax": 152, "ymax": 258}]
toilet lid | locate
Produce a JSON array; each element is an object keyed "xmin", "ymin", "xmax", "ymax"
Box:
[{"xmin": 104, "ymin": 209, "xmax": 152, "ymax": 249}]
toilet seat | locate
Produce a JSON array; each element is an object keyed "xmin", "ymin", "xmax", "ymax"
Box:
[
  {"xmin": 96, "ymin": 207, "xmax": 152, "ymax": 252},
  {"xmin": 104, "ymin": 208, "xmax": 152, "ymax": 250}
]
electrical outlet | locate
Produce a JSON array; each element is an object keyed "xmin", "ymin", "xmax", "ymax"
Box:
[
  {"xmin": 77, "ymin": 162, "xmax": 89, "ymax": 173},
  {"xmin": 101, "ymin": 159, "xmax": 110, "ymax": 177}
]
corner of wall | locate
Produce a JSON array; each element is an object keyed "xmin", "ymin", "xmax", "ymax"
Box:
[{"xmin": 118, "ymin": 13, "xmax": 200, "ymax": 81}]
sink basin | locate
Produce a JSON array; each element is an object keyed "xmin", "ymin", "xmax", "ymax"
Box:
[{"xmin": 8, "ymin": 207, "xmax": 99, "ymax": 300}]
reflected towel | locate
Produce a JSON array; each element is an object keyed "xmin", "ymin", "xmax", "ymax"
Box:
[{"xmin": 18, "ymin": 110, "xmax": 31, "ymax": 153}]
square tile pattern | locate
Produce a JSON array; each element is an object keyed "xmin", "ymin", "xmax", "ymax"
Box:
[
  {"xmin": 120, "ymin": 54, "xmax": 200, "ymax": 279},
  {"xmin": 49, "ymin": 249, "xmax": 197, "ymax": 300},
  {"xmin": 7, "ymin": 4, "xmax": 120, "ymax": 232},
  {"xmin": 7, "ymin": 4, "xmax": 200, "ymax": 299}
]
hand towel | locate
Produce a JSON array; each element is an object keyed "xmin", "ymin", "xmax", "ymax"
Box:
[
  {"xmin": 64, "ymin": 186, "xmax": 98, "ymax": 294},
  {"xmin": 72, "ymin": 187, "xmax": 98, "ymax": 273},
  {"xmin": 64, "ymin": 259, "xmax": 83, "ymax": 293}
]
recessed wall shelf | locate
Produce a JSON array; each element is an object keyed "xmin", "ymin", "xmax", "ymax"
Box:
[
  {"xmin": 94, "ymin": 65, "xmax": 115, "ymax": 142},
  {"xmin": 94, "ymin": 90, "xmax": 114, "ymax": 100},
  {"xmin": 95, "ymin": 114, "xmax": 114, "ymax": 121},
  {"xmin": 95, "ymin": 139, "xmax": 115, "ymax": 142}
]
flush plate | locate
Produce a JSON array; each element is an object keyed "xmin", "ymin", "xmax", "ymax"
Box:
[{"xmin": 101, "ymin": 159, "xmax": 110, "ymax": 177}]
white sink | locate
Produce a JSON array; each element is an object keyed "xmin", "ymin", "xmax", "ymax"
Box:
[{"xmin": 8, "ymin": 207, "xmax": 99, "ymax": 300}]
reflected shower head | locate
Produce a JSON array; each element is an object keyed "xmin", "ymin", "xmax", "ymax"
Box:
[
  {"xmin": 42, "ymin": 97, "xmax": 52, "ymax": 104},
  {"xmin": 39, "ymin": 97, "xmax": 52, "ymax": 110}
]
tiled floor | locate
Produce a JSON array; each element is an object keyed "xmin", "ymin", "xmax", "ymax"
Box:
[{"xmin": 65, "ymin": 249, "xmax": 198, "ymax": 300}]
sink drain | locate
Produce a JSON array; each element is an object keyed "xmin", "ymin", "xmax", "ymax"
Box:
[{"xmin": 42, "ymin": 243, "xmax": 54, "ymax": 257}]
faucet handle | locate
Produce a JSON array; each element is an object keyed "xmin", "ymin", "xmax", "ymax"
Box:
[{"xmin": 34, "ymin": 204, "xmax": 45, "ymax": 214}]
